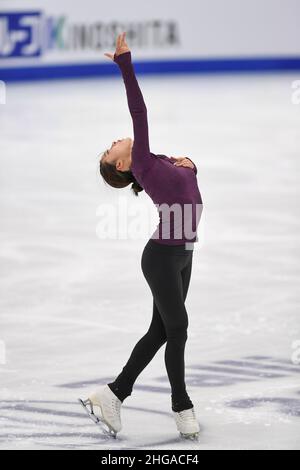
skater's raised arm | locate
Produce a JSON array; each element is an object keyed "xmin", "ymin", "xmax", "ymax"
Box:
[{"xmin": 104, "ymin": 33, "xmax": 152, "ymax": 176}]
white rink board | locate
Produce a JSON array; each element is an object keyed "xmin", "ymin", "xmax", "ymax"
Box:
[{"xmin": 0, "ymin": 0, "xmax": 299, "ymax": 68}]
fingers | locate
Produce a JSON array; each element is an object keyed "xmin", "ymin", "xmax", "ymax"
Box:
[
  {"xmin": 177, "ymin": 164, "xmax": 193, "ymax": 169},
  {"xmin": 120, "ymin": 32, "xmax": 126, "ymax": 45},
  {"xmin": 117, "ymin": 32, "xmax": 126, "ymax": 49},
  {"xmin": 183, "ymin": 160, "xmax": 194, "ymax": 167},
  {"xmin": 174, "ymin": 158, "xmax": 190, "ymax": 164},
  {"xmin": 104, "ymin": 52, "xmax": 114, "ymax": 60},
  {"xmin": 104, "ymin": 33, "xmax": 128, "ymax": 61},
  {"xmin": 174, "ymin": 159, "xmax": 194, "ymax": 168},
  {"xmin": 116, "ymin": 33, "xmax": 121, "ymax": 49},
  {"xmin": 173, "ymin": 156, "xmax": 189, "ymax": 162}
]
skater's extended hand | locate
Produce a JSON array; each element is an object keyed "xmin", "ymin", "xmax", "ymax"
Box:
[
  {"xmin": 104, "ymin": 32, "xmax": 130, "ymax": 61},
  {"xmin": 171, "ymin": 156, "xmax": 195, "ymax": 170}
]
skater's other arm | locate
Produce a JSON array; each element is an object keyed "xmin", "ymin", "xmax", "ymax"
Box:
[{"xmin": 104, "ymin": 33, "xmax": 152, "ymax": 176}]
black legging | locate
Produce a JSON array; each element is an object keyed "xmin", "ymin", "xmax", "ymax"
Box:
[{"xmin": 108, "ymin": 238, "xmax": 194, "ymax": 412}]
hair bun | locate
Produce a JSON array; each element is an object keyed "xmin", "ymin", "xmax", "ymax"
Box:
[{"xmin": 131, "ymin": 180, "xmax": 143, "ymax": 196}]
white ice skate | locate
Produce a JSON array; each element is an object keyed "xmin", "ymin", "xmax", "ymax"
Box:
[
  {"xmin": 78, "ymin": 384, "xmax": 122, "ymax": 438},
  {"xmin": 173, "ymin": 406, "xmax": 200, "ymax": 440}
]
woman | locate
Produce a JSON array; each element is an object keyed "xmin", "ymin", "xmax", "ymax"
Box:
[{"xmin": 79, "ymin": 32, "xmax": 203, "ymax": 440}]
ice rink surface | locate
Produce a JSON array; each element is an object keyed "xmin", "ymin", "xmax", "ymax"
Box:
[{"xmin": 0, "ymin": 71, "xmax": 300, "ymax": 450}]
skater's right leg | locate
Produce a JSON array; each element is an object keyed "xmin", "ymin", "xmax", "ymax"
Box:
[
  {"xmin": 107, "ymin": 299, "xmax": 167, "ymax": 402},
  {"xmin": 80, "ymin": 300, "xmax": 167, "ymax": 436}
]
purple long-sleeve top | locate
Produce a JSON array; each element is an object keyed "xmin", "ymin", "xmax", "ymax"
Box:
[{"xmin": 114, "ymin": 51, "xmax": 203, "ymax": 245}]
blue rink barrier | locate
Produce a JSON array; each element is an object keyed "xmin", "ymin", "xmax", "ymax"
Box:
[{"xmin": 1, "ymin": 56, "xmax": 300, "ymax": 82}]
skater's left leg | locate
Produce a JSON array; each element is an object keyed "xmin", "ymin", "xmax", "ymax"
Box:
[
  {"xmin": 107, "ymin": 299, "xmax": 167, "ymax": 402},
  {"xmin": 140, "ymin": 245, "xmax": 194, "ymax": 413},
  {"xmin": 181, "ymin": 253, "xmax": 193, "ymax": 302}
]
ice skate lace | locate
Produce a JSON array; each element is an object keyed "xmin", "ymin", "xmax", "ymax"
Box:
[
  {"xmin": 110, "ymin": 397, "xmax": 121, "ymax": 416},
  {"xmin": 177, "ymin": 408, "xmax": 196, "ymax": 422}
]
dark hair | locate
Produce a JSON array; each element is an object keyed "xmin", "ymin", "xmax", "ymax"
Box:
[{"xmin": 99, "ymin": 153, "xmax": 143, "ymax": 196}]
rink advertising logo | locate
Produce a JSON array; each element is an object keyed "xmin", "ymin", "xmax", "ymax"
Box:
[
  {"xmin": 291, "ymin": 80, "xmax": 300, "ymax": 105},
  {"xmin": 0, "ymin": 12, "xmax": 179, "ymax": 58},
  {"xmin": 95, "ymin": 196, "xmax": 204, "ymax": 249},
  {"xmin": 291, "ymin": 340, "xmax": 300, "ymax": 365},
  {"xmin": 0, "ymin": 340, "xmax": 6, "ymax": 365},
  {"xmin": 0, "ymin": 80, "xmax": 6, "ymax": 104},
  {"xmin": 0, "ymin": 11, "xmax": 69, "ymax": 58},
  {"xmin": 0, "ymin": 12, "xmax": 43, "ymax": 57}
]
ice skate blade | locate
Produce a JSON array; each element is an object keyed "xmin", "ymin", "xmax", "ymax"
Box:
[
  {"xmin": 78, "ymin": 398, "xmax": 118, "ymax": 439},
  {"xmin": 180, "ymin": 431, "xmax": 200, "ymax": 441}
]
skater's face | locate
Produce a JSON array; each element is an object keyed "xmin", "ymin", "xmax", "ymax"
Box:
[{"xmin": 101, "ymin": 137, "xmax": 133, "ymax": 171}]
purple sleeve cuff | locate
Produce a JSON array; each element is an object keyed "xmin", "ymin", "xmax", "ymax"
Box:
[
  {"xmin": 114, "ymin": 51, "xmax": 132, "ymax": 65},
  {"xmin": 186, "ymin": 158, "xmax": 198, "ymax": 175}
]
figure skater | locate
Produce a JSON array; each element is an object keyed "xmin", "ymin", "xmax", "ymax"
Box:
[{"xmin": 79, "ymin": 32, "xmax": 203, "ymax": 440}]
